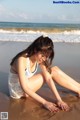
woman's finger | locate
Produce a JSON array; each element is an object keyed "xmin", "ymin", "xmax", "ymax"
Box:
[
  {"xmin": 53, "ymin": 103, "xmax": 57, "ymax": 106},
  {"xmin": 49, "ymin": 106, "xmax": 59, "ymax": 113},
  {"xmin": 60, "ymin": 104, "xmax": 69, "ymax": 111},
  {"xmin": 52, "ymin": 106, "xmax": 59, "ymax": 112}
]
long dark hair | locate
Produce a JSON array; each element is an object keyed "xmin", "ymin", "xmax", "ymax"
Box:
[{"xmin": 10, "ymin": 36, "xmax": 54, "ymax": 73}]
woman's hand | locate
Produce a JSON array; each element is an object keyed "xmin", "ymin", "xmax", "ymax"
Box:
[
  {"xmin": 57, "ymin": 100, "xmax": 70, "ymax": 111},
  {"xmin": 43, "ymin": 101, "xmax": 59, "ymax": 113}
]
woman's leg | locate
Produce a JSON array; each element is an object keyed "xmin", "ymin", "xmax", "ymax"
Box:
[
  {"xmin": 53, "ymin": 66, "xmax": 80, "ymax": 87},
  {"xmin": 25, "ymin": 73, "xmax": 60, "ymax": 112},
  {"xmin": 28, "ymin": 73, "xmax": 45, "ymax": 92},
  {"xmin": 23, "ymin": 73, "xmax": 45, "ymax": 97},
  {"xmin": 51, "ymin": 66, "xmax": 80, "ymax": 95}
]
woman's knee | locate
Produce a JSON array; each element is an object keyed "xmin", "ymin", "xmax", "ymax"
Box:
[
  {"xmin": 51, "ymin": 66, "xmax": 60, "ymax": 76},
  {"xmin": 27, "ymin": 73, "xmax": 44, "ymax": 92},
  {"xmin": 29, "ymin": 73, "xmax": 45, "ymax": 85},
  {"xmin": 37, "ymin": 73, "xmax": 44, "ymax": 83},
  {"xmin": 52, "ymin": 66, "xmax": 60, "ymax": 72}
]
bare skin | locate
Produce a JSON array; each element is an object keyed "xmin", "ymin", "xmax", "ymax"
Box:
[
  {"xmin": 11, "ymin": 56, "xmax": 59, "ymax": 112},
  {"xmin": 51, "ymin": 66, "xmax": 80, "ymax": 97},
  {"xmin": 25, "ymin": 73, "xmax": 59, "ymax": 113},
  {"xmin": 11, "ymin": 52, "xmax": 80, "ymax": 112}
]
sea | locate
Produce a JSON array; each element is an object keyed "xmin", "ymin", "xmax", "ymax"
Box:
[{"xmin": 0, "ymin": 22, "xmax": 80, "ymax": 43}]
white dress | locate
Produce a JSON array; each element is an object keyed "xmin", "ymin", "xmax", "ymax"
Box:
[{"xmin": 8, "ymin": 57, "xmax": 38, "ymax": 99}]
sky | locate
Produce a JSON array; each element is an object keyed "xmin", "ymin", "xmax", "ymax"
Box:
[{"xmin": 0, "ymin": 0, "xmax": 80, "ymax": 23}]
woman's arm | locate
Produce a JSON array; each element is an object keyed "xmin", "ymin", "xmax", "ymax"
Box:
[
  {"xmin": 40, "ymin": 64, "xmax": 62, "ymax": 101},
  {"xmin": 40, "ymin": 64, "xmax": 70, "ymax": 111},
  {"xmin": 16, "ymin": 57, "xmax": 59, "ymax": 112},
  {"xmin": 17, "ymin": 57, "xmax": 46, "ymax": 104}
]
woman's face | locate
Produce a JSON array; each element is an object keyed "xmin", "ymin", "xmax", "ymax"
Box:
[{"xmin": 35, "ymin": 52, "xmax": 47, "ymax": 64}]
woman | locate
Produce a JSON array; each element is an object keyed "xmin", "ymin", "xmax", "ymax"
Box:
[{"xmin": 8, "ymin": 36, "xmax": 80, "ymax": 112}]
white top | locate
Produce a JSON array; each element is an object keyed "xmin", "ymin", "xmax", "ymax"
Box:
[
  {"xmin": 25, "ymin": 57, "xmax": 38, "ymax": 78},
  {"xmin": 8, "ymin": 57, "xmax": 38, "ymax": 99}
]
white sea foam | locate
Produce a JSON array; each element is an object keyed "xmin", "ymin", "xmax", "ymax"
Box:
[{"xmin": 0, "ymin": 29, "xmax": 80, "ymax": 43}]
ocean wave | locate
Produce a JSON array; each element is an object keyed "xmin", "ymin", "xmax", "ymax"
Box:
[
  {"xmin": 0, "ymin": 28, "xmax": 80, "ymax": 34},
  {"xmin": 0, "ymin": 28, "xmax": 80, "ymax": 43},
  {"xmin": 63, "ymin": 30, "xmax": 80, "ymax": 35}
]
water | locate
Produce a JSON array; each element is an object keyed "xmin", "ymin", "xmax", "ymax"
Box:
[{"xmin": 0, "ymin": 22, "xmax": 80, "ymax": 43}]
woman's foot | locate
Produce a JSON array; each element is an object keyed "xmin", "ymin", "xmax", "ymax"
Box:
[
  {"xmin": 77, "ymin": 88, "xmax": 80, "ymax": 98},
  {"xmin": 21, "ymin": 93, "xmax": 29, "ymax": 98},
  {"xmin": 77, "ymin": 93, "xmax": 80, "ymax": 98},
  {"xmin": 25, "ymin": 93, "xmax": 29, "ymax": 98}
]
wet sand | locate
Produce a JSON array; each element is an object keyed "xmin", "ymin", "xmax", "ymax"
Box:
[
  {"xmin": 1, "ymin": 91, "xmax": 80, "ymax": 120},
  {"xmin": 0, "ymin": 41, "xmax": 80, "ymax": 120}
]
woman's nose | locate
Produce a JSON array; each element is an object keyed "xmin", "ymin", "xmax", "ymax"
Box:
[{"xmin": 42, "ymin": 57, "xmax": 46, "ymax": 61}]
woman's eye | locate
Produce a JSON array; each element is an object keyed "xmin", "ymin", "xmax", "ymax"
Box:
[
  {"xmin": 42, "ymin": 55, "xmax": 45, "ymax": 58},
  {"xmin": 41, "ymin": 54, "xmax": 44, "ymax": 57}
]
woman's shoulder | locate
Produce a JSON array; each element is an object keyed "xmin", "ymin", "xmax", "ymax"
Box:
[
  {"xmin": 17, "ymin": 56, "xmax": 28, "ymax": 69},
  {"xmin": 17, "ymin": 56, "xmax": 26, "ymax": 64},
  {"xmin": 17, "ymin": 53, "xmax": 27, "ymax": 61}
]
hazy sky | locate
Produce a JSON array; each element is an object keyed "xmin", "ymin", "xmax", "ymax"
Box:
[{"xmin": 0, "ymin": 0, "xmax": 80, "ymax": 23}]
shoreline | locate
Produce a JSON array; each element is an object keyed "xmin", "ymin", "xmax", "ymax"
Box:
[{"xmin": 0, "ymin": 27, "xmax": 80, "ymax": 32}]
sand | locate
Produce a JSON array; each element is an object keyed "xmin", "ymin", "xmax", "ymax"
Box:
[
  {"xmin": 0, "ymin": 90, "xmax": 80, "ymax": 120},
  {"xmin": 0, "ymin": 41, "xmax": 80, "ymax": 120}
]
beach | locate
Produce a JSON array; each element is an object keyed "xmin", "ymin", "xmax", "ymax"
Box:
[{"xmin": 0, "ymin": 41, "xmax": 80, "ymax": 120}]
